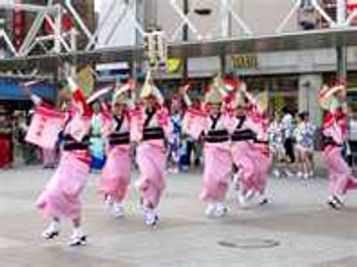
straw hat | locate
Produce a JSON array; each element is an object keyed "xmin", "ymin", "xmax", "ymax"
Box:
[
  {"xmin": 256, "ymin": 91, "xmax": 268, "ymax": 113},
  {"xmin": 140, "ymin": 71, "xmax": 155, "ymax": 99},
  {"xmin": 318, "ymin": 84, "xmax": 345, "ymax": 110},
  {"xmin": 112, "ymin": 82, "xmax": 130, "ymax": 106},
  {"xmin": 233, "ymin": 91, "xmax": 246, "ymax": 108},
  {"xmin": 204, "ymin": 86, "xmax": 223, "ymax": 104}
]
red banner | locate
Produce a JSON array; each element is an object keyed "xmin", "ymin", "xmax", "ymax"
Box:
[{"xmin": 12, "ymin": 9, "xmax": 25, "ymax": 50}]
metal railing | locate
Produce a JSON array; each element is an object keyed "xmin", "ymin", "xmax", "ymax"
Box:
[{"xmin": 0, "ymin": 0, "xmax": 353, "ymax": 62}]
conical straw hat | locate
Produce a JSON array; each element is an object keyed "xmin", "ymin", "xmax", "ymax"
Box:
[
  {"xmin": 205, "ymin": 86, "xmax": 223, "ymax": 104},
  {"xmin": 256, "ymin": 91, "xmax": 268, "ymax": 113},
  {"xmin": 140, "ymin": 71, "xmax": 154, "ymax": 99}
]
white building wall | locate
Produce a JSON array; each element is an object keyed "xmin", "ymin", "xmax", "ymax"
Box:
[
  {"xmin": 97, "ymin": 0, "xmax": 137, "ymax": 48},
  {"xmin": 156, "ymin": 0, "xmax": 298, "ymax": 41}
]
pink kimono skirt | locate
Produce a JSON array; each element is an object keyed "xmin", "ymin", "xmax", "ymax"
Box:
[
  {"xmin": 100, "ymin": 145, "xmax": 131, "ymax": 202},
  {"xmin": 136, "ymin": 142, "xmax": 166, "ymax": 209},
  {"xmin": 36, "ymin": 151, "xmax": 90, "ymax": 220},
  {"xmin": 201, "ymin": 144, "xmax": 232, "ymax": 203},
  {"xmin": 323, "ymin": 146, "xmax": 357, "ymax": 196},
  {"xmin": 231, "ymin": 142, "xmax": 258, "ymax": 195}
]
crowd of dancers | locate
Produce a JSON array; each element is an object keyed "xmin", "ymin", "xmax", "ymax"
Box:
[{"xmin": 19, "ymin": 72, "xmax": 357, "ymax": 247}]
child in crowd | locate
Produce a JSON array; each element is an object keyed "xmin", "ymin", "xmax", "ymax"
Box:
[
  {"xmin": 268, "ymin": 113, "xmax": 285, "ymax": 178},
  {"xmin": 294, "ymin": 112, "xmax": 316, "ymax": 179}
]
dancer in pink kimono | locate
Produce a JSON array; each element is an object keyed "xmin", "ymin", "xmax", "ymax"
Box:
[
  {"xmin": 227, "ymin": 87, "xmax": 259, "ymax": 207},
  {"xmin": 131, "ymin": 73, "xmax": 173, "ymax": 226},
  {"xmin": 35, "ymin": 78, "xmax": 94, "ymax": 246},
  {"xmin": 319, "ymin": 83, "xmax": 357, "ymax": 209},
  {"xmin": 182, "ymin": 79, "xmax": 232, "ymax": 218},
  {"xmin": 242, "ymin": 88, "xmax": 272, "ymax": 205},
  {"xmin": 100, "ymin": 82, "xmax": 133, "ymax": 218}
]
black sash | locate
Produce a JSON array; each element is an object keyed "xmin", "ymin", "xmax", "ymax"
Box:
[
  {"xmin": 232, "ymin": 129, "xmax": 256, "ymax": 142},
  {"xmin": 109, "ymin": 132, "xmax": 130, "ymax": 145},
  {"xmin": 254, "ymin": 139, "xmax": 269, "ymax": 145},
  {"xmin": 205, "ymin": 130, "xmax": 230, "ymax": 143},
  {"xmin": 143, "ymin": 127, "xmax": 165, "ymax": 141},
  {"xmin": 63, "ymin": 134, "xmax": 89, "ymax": 151},
  {"xmin": 231, "ymin": 116, "xmax": 256, "ymax": 142},
  {"xmin": 322, "ymin": 135, "xmax": 341, "ymax": 148},
  {"xmin": 204, "ymin": 113, "xmax": 229, "ymax": 143}
]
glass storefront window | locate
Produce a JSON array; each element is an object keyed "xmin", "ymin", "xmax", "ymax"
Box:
[{"xmin": 244, "ymin": 75, "xmax": 299, "ymax": 115}]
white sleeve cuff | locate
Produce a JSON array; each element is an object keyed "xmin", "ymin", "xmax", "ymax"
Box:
[{"xmin": 67, "ymin": 77, "xmax": 78, "ymax": 93}]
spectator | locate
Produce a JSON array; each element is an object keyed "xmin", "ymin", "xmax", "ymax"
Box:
[
  {"xmin": 268, "ymin": 113, "xmax": 285, "ymax": 177},
  {"xmin": 348, "ymin": 110, "xmax": 357, "ymax": 168},
  {"xmin": 294, "ymin": 112, "xmax": 316, "ymax": 179},
  {"xmin": 282, "ymin": 106, "xmax": 296, "ymax": 164},
  {"xmin": 0, "ymin": 108, "xmax": 13, "ymax": 169},
  {"xmin": 168, "ymin": 108, "xmax": 182, "ymax": 173}
]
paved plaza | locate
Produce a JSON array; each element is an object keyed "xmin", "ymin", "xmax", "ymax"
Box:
[{"xmin": 0, "ymin": 166, "xmax": 356, "ymax": 267}]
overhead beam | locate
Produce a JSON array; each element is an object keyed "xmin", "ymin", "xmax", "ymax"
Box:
[
  {"xmin": 1, "ymin": 27, "xmax": 357, "ymax": 71},
  {"xmin": 0, "ymin": 3, "xmax": 58, "ymax": 13}
]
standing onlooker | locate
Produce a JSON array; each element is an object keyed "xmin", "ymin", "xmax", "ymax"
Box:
[
  {"xmin": 294, "ymin": 112, "xmax": 316, "ymax": 179},
  {"xmin": 168, "ymin": 108, "xmax": 182, "ymax": 173},
  {"xmin": 0, "ymin": 108, "xmax": 13, "ymax": 169},
  {"xmin": 268, "ymin": 113, "xmax": 285, "ymax": 177},
  {"xmin": 348, "ymin": 110, "xmax": 357, "ymax": 169},
  {"xmin": 281, "ymin": 106, "xmax": 296, "ymax": 176}
]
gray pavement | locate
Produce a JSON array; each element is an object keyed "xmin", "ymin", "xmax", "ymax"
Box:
[{"xmin": 0, "ymin": 166, "xmax": 356, "ymax": 267}]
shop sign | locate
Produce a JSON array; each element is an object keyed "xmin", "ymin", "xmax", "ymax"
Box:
[
  {"xmin": 232, "ymin": 55, "xmax": 258, "ymax": 69},
  {"xmin": 167, "ymin": 58, "xmax": 183, "ymax": 74}
]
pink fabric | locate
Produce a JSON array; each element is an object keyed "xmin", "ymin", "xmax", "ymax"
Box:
[
  {"xmin": 136, "ymin": 143, "xmax": 166, "ymax": 209},
  {"xmin": 0, "ymin": 135, "xmax": 12, "ymax": 168},
  {"xmin": 324, "ymin": 146, "xmax": 357, "ymax": 196},
  {"xmin": 182, "ymin": 108, "xmax": 207, "ymax": 140},
  {"xmin": 26, "ymin": 106, "xmax": 65, "ymax": 149},
  {"xmin": 130, "ymin": 105, "xmax": 172, "ymax": 148},
  {"xmin": 65, "ymin": 113, "xmax": 91, "ymax": 142},
  {"xmin": 231, "ymin": 142, "xmax": 258, "ymax": 194},
  {"xmin": 42, "ymin": 148, "xmax": 57, "ymax": 167},
  {"xmin": 100, "ymin": 145, "xmax": 131, "ymax": 202},
  {"xmin": 36, "ymin": 151, "xmax": 90, "ymax": 220},
  {"xmin": 252, "ymin": 148, "xmax": 272, "ymax": 195},
  {"xmin": 201, "ymin": 145, "xmax": 232, "ymax": 202}
]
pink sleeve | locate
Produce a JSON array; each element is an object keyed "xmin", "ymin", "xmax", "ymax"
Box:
[
  {"xmin": 25, "ymin": 106, "xmax": 65, "ymax": 149},
  {"xmin": 66, "ymin": 114, "xmax": 92, "ymax": 142},
  {"xmin": 183, "ymin": 107, "xmax": 208, "ymax": 140},
  {"xmin": 157, "ymin": 107, "xmax": 173, "ymax": 139},
  {"xmin": 129, "ymin": 106, "xmax": 144, "ymax": 142}
]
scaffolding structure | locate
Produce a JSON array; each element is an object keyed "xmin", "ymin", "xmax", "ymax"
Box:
[{"xmin": 0, "ymin": 0, "xmax": 355, "ymax": 77}]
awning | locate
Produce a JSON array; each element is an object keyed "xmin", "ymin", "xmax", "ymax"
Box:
[{"xmin": 0, "ymin": 78, "xmax": 57, "ymax": 101}]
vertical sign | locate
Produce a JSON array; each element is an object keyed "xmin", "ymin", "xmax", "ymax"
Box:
[{"xmin": 12, "ymin": 0, "xmax": 25, "ymax": 50}]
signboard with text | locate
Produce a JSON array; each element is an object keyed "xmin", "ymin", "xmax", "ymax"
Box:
[{"xmin": 232, "ymin": 55, "xmax": 258, "ymax": 70}]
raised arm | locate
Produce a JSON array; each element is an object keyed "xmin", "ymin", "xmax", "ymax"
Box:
[
  {"xmin": 179, "ymin": 84, "xmax": 192, "ymax": 107},
  {"xmin": 67, "ymin": 77, "xmax": 92, "ymax": 117},
  {"xmin": 20, "ymin": 81, "xmax": 43, "ymax": 106},
  {"xmin": 241, "ymin": 83, "xmax": 257, "ymax": 106}
]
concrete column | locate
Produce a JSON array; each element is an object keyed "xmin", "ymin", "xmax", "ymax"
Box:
[
  {"xmin": 336, "ymin": 0, "xmax": 347, "ymax": 81},
  {"xmin": 299, "ymin": 74, "xmax": 323, "ymax": 125}
]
